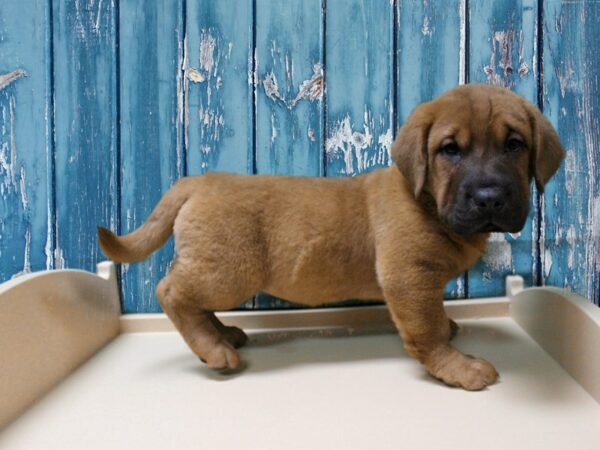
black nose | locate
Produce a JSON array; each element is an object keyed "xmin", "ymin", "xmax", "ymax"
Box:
[{"xmin": 468, "ymin": 186, "xmax": 507, "ymax": 212}]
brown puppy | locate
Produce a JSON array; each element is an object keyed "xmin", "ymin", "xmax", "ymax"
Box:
[{"xmin": 99, "ymin": 84, "xmax": 564, "ymax": 390}]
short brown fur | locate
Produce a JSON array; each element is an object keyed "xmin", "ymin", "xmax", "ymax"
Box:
[{"xmin": 99, "ymin": 84, "xmax": 564, "ymax": 390}]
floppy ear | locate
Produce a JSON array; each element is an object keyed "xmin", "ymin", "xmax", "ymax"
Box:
[
  {"xmin": 525, "ymin": 103, "xmax": 565, "ymax": 192},
  {"xmin": 391, "ymin": 107, "xmax": 432, "ymax": 198}
]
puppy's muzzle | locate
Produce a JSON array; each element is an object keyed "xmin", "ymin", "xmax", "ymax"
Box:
[{"xmin": 451, "ymin": 179, "xmax": 527, "ymax": 235}]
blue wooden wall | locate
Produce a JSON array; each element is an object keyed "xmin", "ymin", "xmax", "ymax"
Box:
[{"xmin": 1, "ymin": 0, "xmax": 599, "ymax": 313}]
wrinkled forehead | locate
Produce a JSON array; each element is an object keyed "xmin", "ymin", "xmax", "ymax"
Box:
[{"xmin": 427, "ymin": 89, "xmax": 532, "ymax": 148}]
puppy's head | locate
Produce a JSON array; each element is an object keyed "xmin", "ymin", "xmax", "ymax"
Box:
[{"xmin": 392, "ymin": 84, "xmax": 564, "ymax": 236}]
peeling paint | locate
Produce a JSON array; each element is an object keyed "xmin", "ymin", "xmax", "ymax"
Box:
[
  {"xmin": 422, "ymin": 16, "xmax": 432, "ymax": 37},
  {"xmin": 483, "ymin": 30, "xmax": 515, "ymax": 87},
  {"xmin": 378, "ymin": 127, "xmax": 394, "ymax": 161},
  {"xmin": 262, "ymin": 63, "xmax": 323, "ymax": 110},
  {"xmin": 11, "ymin": 227, "xmax": 32, "ymax": 279},
  {"xmin": 289, "ymin": 64, "xmax": 323, "ymax": 108},
  {"xmin": 187, "ymin": 68, "xmax": 205, "ymax": 83},
  {"xmin": 326, "ymin": 109, "xmax": 392, "ymax": 175},
  {"xmin": 544, "ymin": 250, "xmax": 553, "ymax": 279},
  {"xmin": 459, "ymin": 0, "xmax": 467, "ymax": 84},
  {"xmin": 482, "ymin": 233, "xmax": 513, "ymax": 270},
  {"xmin": 19, "ymin": 166, "xmax": 27, "ymax": 210},
  {"xmin": 0, "ymin": 96, "xmax": 18, "ymax": 196},
  {"xmin": 564, "ymin": 149, "xmax": 577, "ymax": 195},
  {"xmin": 326, "ymin": 115, "xmax": 372, "ymax": 175},
  {"xmin": 262, "ymin": 71, "xmax": 285, "ymax": 105},
  {"xmin": 0, "ymin": 69, "xmax": 26, "ymax": 91},
  {"xmin": 567, "ymin": 225, "xmax": 577, "ymax": 269},
  {"xmin": 199, "ymin": 31, "xmax": 216, "ymax": 73}
]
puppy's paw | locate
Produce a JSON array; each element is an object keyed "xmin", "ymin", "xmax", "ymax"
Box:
[
  {"xmin": 426, "ymin": 345, "xmax": 498, "ymax": 391},
  {"xmin": 203, "ymin": 341, "xmax": 242, "ymax": 371},
  {"xmin": 221, "ymin": 326, "xmax": 248, "ymax": 348}
]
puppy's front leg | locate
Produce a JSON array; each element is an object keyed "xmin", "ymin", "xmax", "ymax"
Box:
[{"xmin": 382, "ymin": 277, "xmax": 498, "ymax": 390}]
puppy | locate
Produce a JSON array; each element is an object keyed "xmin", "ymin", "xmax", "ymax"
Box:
[{"xmin": 99, "ymin": 84, "xmax": 564, "ymax": 390}]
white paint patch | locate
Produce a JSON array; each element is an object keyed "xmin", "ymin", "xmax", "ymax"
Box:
[
  {"xmin": 567, "ymin": 225, "xmax": 577, "ymax": 269},
  {"xmin": 12, "ymin": 226, "xmax": 32, "ymax": 279},
  {"xmin": 307, "ymin": 126, "xmax": 315, "ymax": 142},
  {"xmin": 422, "ymin": 16, "xmax": 432, "ymax": 37},
  {"xmin": 482, "ymin": 233, "xmax": 513, "ymax": 270},
  {"xmin": 187, "ymin": 68, "xmax": 205, "ymax": 83},
  {"xmin": 0, "ymin": 96, "xmax": 18, "ymax": 196},
  {"xmin": 378, "ymin": 128, "xmax": 394, "ymax": 162},
  {"xmin": 262, "ymin": 71, "xmax": 285, "ymax": 105},
  {"xmin": 564, "ymin": 149, "xmax": 577, "ymax": 195},
  {"xmin": 19, "ymin": 166, "xmax": 27, "ymax": 210},
  {"xmin": 483, "ymin": 30, "xmax": 515, "ymax": 87},
  {"xmin": 199, "ymin": 31, "xmax": 216, "ymax": 74},
  {"xmin": 592, "ymin": 196, "xmax": 600, "ymax": 238},
  {"xmin": 557, "ymin": 66, "xmax": 575, "ymax": 99},
  {"xmin": 325, "ymin": 114, "xmax": 373, "ymax": 175},
  {"xmin": 263, "ymin": 64, "xmax": 323, "ymax": 110},
  {"xmin": 0, "ymin": 69, "xmax": 26, "ymax": 91},
  {"xmin": 544, "ymin": 249, "xmax": 553, "ymax": 279},
  {"xmin": 326, "ymin": 110, "xmax": 392, "ymax": 174},
  {"xmin": 270, "ymin": 113, "xmax": 277, "ymax": 143},
  {"xmin": 289, "ymin": 64, "xmax": 323, "ymax": 108},
  {"xmin": 459, "ymin": 0, "xmax": 467, "ymax": 85},
  {"xmin": 55, "ymin": 247, "xmax": 65, "ymax": 270}
]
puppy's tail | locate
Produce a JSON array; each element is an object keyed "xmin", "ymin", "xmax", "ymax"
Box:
[{"xmin": 98, "ymin": 178, "xmax": 194, "ymax": 263}]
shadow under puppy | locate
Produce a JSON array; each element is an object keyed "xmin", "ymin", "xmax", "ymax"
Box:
[{"xmin": 99, "ymin": 84, "xmax": 564, "ymax": 391}]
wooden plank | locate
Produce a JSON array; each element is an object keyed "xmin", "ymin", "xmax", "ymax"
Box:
[
  {"xmin": 466, "ymin": 0, "xmax": 539, "ymax": 298},
  {"xmin": 0, "ymin": 0, "xmax": 52, "ymax": 281},
  {"xmin": 326, "ymin": 0, "xmax": 393, "ymax": 177},
  {"xmin": 118, "ymin": 1, "xmax": 184, "ymax": 313},
  {"xmin": 53, "ymin": 0, "xmax": 117, "ymax": 272},
  {"xmin": 186, "ymin": 0, "xmax": 254, "ymax": 175},
  {"xmin": 396, "ymin": 0, "xmax": 465, "ymax": 298},
  {"xmin": 255, "ymin": 0, "xmax": 324, "ymax": 177},
  {"xmin": 542, "ymin": 0, "xmax": 600, "ymax": 304},
  {"xmin": 254, "ymin": 0, "xmax": 324, "ymax": 309}
]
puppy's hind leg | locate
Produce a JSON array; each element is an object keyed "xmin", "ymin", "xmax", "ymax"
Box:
[{"xmin": 156, "ymin": 273, "xmax": 242, "ymax": 371}]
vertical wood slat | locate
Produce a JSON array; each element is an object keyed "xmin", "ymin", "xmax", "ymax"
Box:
[
  {"xmin": 186, "ymin": 0, "xmax": 254, "ymax": 176},
  {"xmin": 467, "ymin": 0, "xmax": 539, "ymax": 297},
  {"xmin": 53, "ymin": 0, "xmax": 118, "ymax": 273},
  {"xmin": 326, "ymin": 0, "xmax": 394, "ymax": 178},
  {"xmin": 0, "ymin": 0, "xmax": 52, "ymax": 281},
  {"xmin": 119, "ymin": 1, "xmax": 184, "ymax": 313},
  {"xmin": 253, "ymin": 0, "xmax": 325, "ymax": 309},
  {"xmin": 542, "ymin": 0, "xmax": 600, "ymax": 305},
  {"xmin": 255, "ymin": 0, "xmax": 324, "ymax": 178},
  {"xmin": 396, "ymin": 0, "xmax": 464, "ymax": 298}
]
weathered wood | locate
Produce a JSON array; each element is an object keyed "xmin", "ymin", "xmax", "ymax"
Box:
[
  {"xmin": 397, "ymin": 0, "xmax": 465, "ymax": 298},
  {"xmin": 119, "ymin": 1, "xmax": 184, "ymax": 313},
  {"xmin": 255, "ymin": 0, "xmax": 324, "ymax": 177},
  {"xmin": 467, "ymin": 0, "xmax": 539, "ymax": 298},
  {"xmin": 542, "ymin": 0, "xmax": 600, "ymax": 305},
  {"xmin": 186, "ymin": 0, "xmax": 254, "ymax": 175},
  {"xmin": 0, "ymin": 1, "xmax": 52, "ymax": 282},
  {"xmin": 326, "ymin": 0, "xmax": 393, "ymax": 177},
  {"xmin": 53, "ymin": 0, "xmax": 118, "ymax": 272}
]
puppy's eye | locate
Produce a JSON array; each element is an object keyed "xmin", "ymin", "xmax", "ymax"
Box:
[
  {"xmin": 506, "ymin": 137, "xmax": 524, "ymax": 153},
  {"xmin": 440, "ymin": 142, "xmax": 461, "ymax": 158}
]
